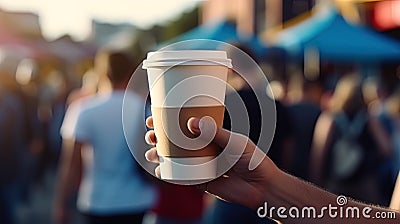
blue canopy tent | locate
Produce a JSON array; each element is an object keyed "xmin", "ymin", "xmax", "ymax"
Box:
[
  {"xmin": 157, "ymin": 21, "xmax": 278, "ymax": 60},
  {"xmin": 275, "ymin": 6, "xmax": 400, "ymax": 63}
]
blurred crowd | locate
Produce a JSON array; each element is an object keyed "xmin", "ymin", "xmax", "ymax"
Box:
[{"xmin": 0, "ymin": 41, "xmax": 399, "ymax": 224}]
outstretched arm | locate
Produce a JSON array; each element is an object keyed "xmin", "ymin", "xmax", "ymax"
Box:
[{"xmin": 145, "ymin": 116, "xmax": 400, "ymax": 224}]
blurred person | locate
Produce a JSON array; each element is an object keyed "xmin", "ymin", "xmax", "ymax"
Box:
[
  {"xmin": 310, "ymin": 73, "xmax": 392, "ymax": 205},
  {"xmin": 318, "ymin": 64, "xmax": 341, "ymax": 112},
  {"xmin": 65, "ymin": 67, "xmax": 112, "ymax": 107},
  {"xmin": 144, "ymin": 116, "xmax": 400, "ymax": 223},
  {"xmin": 66, "ymin": 69, "xmax": 99, "ymax": 106},
  {"xmin": 319, "ymin": 75, "xmax": 337, "ymax": 112},
  {"xmin": 12, "ymin": 58, "xmax": 44, "ymax": 201},
  {"xmin": 362, "ymin": 76, "xmax": 389, "ymax": 113},
  {"xmin": 53, "ymin": 50, "xmax": 156, "ymax": 224},
  {"xmin": 285, "ymin": 74, "xmax": 322, "ymax": 181},
  {"xmin": 0, "ymin": 63, "xmax": 29, "ymax": 224},
  {"xmin": 66, "ymin": 50, "xmax": 114, "ymax": 107},
  {"xmin": 377, "ymin": 87, "xmax": 400, "ymax": 204},
  {"xmin": 41, "ymin": 70, "xmax": 69, "ymax": 168}
]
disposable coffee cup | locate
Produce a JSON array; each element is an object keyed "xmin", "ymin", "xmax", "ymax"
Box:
[{"xmin": 142, "ymin": 50, "xmax": 232, "ymax": 181}]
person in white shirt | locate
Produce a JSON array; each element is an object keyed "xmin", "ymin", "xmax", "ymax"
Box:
[{"xmin": 53, "ymin": 50, "xmax": 156, "ymax": 224}]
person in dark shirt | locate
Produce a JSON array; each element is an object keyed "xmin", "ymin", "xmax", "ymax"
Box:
[{"xmin": 286, "ymin": 78, "xmax": 322, "ymax": 181}]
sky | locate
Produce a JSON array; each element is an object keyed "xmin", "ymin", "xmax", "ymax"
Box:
[{"xmin": 0, "ymin": 0, "xmax": 203, "ymax": 41}]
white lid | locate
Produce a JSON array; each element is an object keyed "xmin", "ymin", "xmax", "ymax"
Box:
[{"xmin": 142, "ymin": 50, "xmax": 232, "ymax": 68}]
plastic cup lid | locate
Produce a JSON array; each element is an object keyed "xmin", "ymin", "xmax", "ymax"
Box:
[{"xmin": 142, "ymin": 50, "xmax": 232, "ymax": 69}]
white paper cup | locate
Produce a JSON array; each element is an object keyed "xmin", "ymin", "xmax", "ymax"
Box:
[{"xmin": 143, "ymin": 50, "xmax": 232, "ymax": 181}]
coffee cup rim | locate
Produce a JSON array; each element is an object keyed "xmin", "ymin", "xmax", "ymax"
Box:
[{"xmin": 142, "ymin": 50, "xmax": 233, "ymax": 69}]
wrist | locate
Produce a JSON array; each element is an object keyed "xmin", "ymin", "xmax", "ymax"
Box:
[
  {"xmin": 263, "ymin": 156, "xmax": 280, "ymax": 189},
  {"xmin": 256, "ymin": 156, "xmax": 281, "ymax": 208}
]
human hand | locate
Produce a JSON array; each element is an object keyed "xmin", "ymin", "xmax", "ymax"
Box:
[{"xmin": 145, "ymin": 116, "xmax": 278, "ymax": 209}]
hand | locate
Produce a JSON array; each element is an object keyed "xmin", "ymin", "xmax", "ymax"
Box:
[{"xmin": 145, "ymin": 116, "xmax": 278, "ymax": 209}]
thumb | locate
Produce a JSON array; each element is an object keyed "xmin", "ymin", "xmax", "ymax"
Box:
[
  {"xmin": 187, "ymin": 116, "xmax": 232, "ymax": 149},
  {"xmin": 188, "ymin": 116, "xmax": 257, "ymax": 157}
]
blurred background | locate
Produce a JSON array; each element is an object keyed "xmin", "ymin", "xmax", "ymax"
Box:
[{"xmin": 0, "ymin": 0, "xmax": 400, "ymax": 223}]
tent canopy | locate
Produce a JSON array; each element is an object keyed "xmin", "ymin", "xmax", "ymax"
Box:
[
  {"xmin": 275, "ymin": 5, "xmax": 400, "ymax": 63},
  {"xmin": 157, "ymin": 21, "xmax": 274, "ymax": 60}
]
